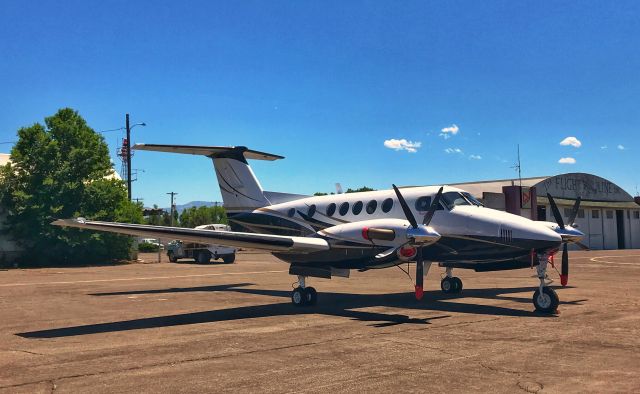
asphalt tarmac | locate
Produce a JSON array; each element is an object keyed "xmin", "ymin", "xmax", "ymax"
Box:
[{"xmin": 1, "ymin": 250, "xmax": 639, "ymax": 393}]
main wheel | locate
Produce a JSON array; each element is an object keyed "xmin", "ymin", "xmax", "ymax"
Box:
[
  {"xmin": 222, "ymin": 254, "xmax": 236, "ymax": 264},
  {"xmin": 304, "ymin": 287, "xmax": 317, "ymax": 306},
  {"xmin": 452, "ymin": 277, "xmax": 463, "ymax": 293},
  {"xmin": 196, "ymin": 250, "xmax": 211, "ymax": 264},
  {"xmin": 168, "ymin": 251, "xmax": 177, "ymax": 263},
  {"xmin": 292, "ymin": 287, "xmax": 306, "ymax": 307},
  {"xmin": 533, "ymin": 287, "xmax": 559, "ymax": 313},
  {"xmin": 441, "ymin": 277, "xmax": 453, "ymax": 293}
]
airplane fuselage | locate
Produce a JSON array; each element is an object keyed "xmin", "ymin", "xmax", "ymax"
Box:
[{"xmin": 227, "ymin": 185, "xmax": 562, "ymax": 269}]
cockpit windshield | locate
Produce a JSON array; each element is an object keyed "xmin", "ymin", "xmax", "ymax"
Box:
[
  {"xmin": 462, "ymin": 192, "xmax": 484, "ymax": 207},
  {"xmin": 440, "ymin": 191, "xmax": 484, "ymax": 210},
  {"xmin": 441, "ymin": 192, "xmax": 471, "ymax": 210}
]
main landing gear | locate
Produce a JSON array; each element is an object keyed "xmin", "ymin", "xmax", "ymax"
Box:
[
  {"xmin": 291, "ymin": 275, "xmax": 317, "ymax": 307},
  {"xmin": 440, "ymin": 267, "xmax": 463, "ymax": 294},
  {"xmin": 533, "ymin": 252, "xmax": 559, "ymax": 313}
]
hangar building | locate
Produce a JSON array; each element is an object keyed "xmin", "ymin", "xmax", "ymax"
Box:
[{"xmin": 450, "ymin": 173, "xmax": 640, "ymax": 250}]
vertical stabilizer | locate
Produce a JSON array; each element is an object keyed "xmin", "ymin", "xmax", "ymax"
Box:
[{"xmin": 133, "ymin": 144, "xmax": 284, "ymax": 212}]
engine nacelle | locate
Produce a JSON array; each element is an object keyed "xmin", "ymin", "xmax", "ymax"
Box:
[{"xmin": 318, "ymin": 218, "xmax": 440, "ymax": 248}]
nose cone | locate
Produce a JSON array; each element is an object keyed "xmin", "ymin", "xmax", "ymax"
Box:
[{"xmin": 538, "ymin": 221, "xmax": 585, "ymax": 243}]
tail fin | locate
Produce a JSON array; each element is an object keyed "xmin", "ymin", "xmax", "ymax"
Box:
[{"xmin": 134, "ymin": 144, "xmax": 283, "ymax": 212}]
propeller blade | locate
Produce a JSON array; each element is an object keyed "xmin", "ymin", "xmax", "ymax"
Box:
[
  {"xmin": 566, "ymin": 196, "xmax": 582, "ymax": 226},
  {"xmin": 422, "ymin": 187, "xmax": 444, "ymax": 226},
  {"xmin": 560, "ymin": 243, "xmax": 569, "ymax": 286},
  {"xmin": 415, "ymin": 246, "xmax": 424, "ymax": 300},
  {"xmin": 547, "ymin": 193, "xmax": 565, "ymax": 229},
  {"xmin": 392, "ymin": 184, "xmax": 418, "ymax": 228}
]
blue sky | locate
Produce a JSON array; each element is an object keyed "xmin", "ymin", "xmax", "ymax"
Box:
[{"xmin": 1, "ymin": 1, "xmax": 638, "ymax": 206}]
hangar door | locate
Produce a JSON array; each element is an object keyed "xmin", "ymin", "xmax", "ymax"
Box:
[{"xmin": 587, "ymin": 209, "xmax": 603, "ymax": 250}]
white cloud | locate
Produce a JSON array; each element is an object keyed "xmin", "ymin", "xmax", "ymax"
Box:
[
  {"xmin": 601, "ymin": 145, "xmax": 608, "ymax": 150},
  {"xmin": 558, "ymin": 157, "xmax": 576, "ymax": 164},
  {"xmin": 439, "ymin": 124, "xmax": 459, "ymax": 139},
  {"xmin": 383, "ymin": 138, "xmax": 422, "ymax": 153},
  {"xmin": 618, "ymin": 144, "xmax": 625, "ymax": 150},
  {"xmin": 560, "ymin": 136, "xmax": 582, "ymax": 148},
  {"xmin": 469, "ymin": 154, "xmax": 482, "ymax": 160},
  {"xmin": 444, "ymin": 147, "xmax": 463, "ymax": 154}
]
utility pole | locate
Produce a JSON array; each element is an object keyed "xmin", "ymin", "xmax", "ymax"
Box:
[
  {"xmin": 126, "ymin": 114, "xmax": 132, "ymax": 201},
  {"xmin": 167, "ymin": 192, "xmax": 178, "ymax": 226},
  {"xmin": 133, "ymin": 198, "xmax": 144, "ymax": 204}
]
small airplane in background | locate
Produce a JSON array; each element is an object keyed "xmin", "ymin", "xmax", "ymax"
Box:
[{"xmin": 53, "ymin": 144, "xmax": 585, "ymax": 313}]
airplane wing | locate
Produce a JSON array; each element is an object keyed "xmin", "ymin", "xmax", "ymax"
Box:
[{"xmin": 51, "ymin": 219, "xmax": 329, "ymax": 253}]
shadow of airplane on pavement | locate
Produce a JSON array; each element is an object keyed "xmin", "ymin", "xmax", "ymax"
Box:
[{"xmin": 17, "ymin": 284, "xmax": 586, "ymax": 339}]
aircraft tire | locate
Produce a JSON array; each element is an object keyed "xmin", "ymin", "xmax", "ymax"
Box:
[
  {"xmin": 441, "ymin": 277, "xmax": 453, "ymax": 293},
  {"xmin": 304, "ymin": 287, "xmax": 317, "ymax": 306},
  {"xmin": 292, "ymin": 287, "xmax": 306, "ymax": 307},
  {"xmin": 452, "ymin": 277, "xmax": 463, "ymax": 293},
  {"xmin": 533, "ymin": 287, "xmax": 559, "ymax": 313}
]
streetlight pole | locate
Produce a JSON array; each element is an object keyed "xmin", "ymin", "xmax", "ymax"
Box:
[
  {"xmin": 126, "ymin": 114, "xmax": 131, "ymax": 200},
  {"xmin": 167, "ymin": 192, "xmax": 178, "ymax": 226},
  {"xmin": 123, "ymin": 114, "xmax": 146, "ymax": 201}
]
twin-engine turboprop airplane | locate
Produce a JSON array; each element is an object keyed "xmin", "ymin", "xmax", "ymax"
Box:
[{"xmin": 53, "ymin": 144, "xmax": 585, "ymax": 313}]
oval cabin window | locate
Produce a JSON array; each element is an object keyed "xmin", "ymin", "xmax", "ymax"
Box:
[
  {"xmin": 339, "ymin": 202, "xmax": 349, "ymax": 216},
  {"xmin": 382, "ymin": 198, "xmax": 393, "ymax": 213}
]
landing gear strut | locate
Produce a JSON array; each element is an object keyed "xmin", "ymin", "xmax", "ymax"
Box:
[
  {"xmin": 440, "ymin": 267, "xmax": 463, "ymax": 294},
  {"xmin": 533, "ymin": 253, "xmax": 559, "ymax": 313},
  {"xmin": 291, "ymin": 275, "xmax": 317, "ymax": 307}
]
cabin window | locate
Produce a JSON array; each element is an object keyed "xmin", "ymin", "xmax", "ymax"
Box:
[
  {"xmin": 352, "ymin": 201, "xmax": 363, "ymax": 215},
  {"xmin": 326, "ymin": 203, "xmax": 336, "ymax": 216},
  {"xmin": 381, "ymin": 198, "xmax": 393, "ymax": 213},
  {"xmin": 287, "ymin": 208, "xmax": 296, "ymax": 217},
  {"xmin": 366, "ymin": 200, "xmax": 377, "ymax": 214},
  {"xmin": 415, "ymin": 196, "xmax": 431, "ymax": 211},
  {"xmin": 592, "ymin": 210, "xmax": 599, "ymax": 219},
  {"xmin": 307, "ymin": 204, "xmax": 316, "ymax": 218},
  {"xmin": 339, "ymin": 202, "xmax": 349, "ymax": 216}
]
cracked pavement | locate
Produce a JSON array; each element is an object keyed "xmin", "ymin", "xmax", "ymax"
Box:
[{"xmin": 1, "ymin": 250, "xmax": 639, "ymax": 393}]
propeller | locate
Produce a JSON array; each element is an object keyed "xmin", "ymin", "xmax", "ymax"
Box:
[
  {"xmin": 392, "ymin": 185, "xmax": 444, "ymax": 300},
  {"xmin": 547, "ymin": 193, "xmax": 583, "ymax": 286}
]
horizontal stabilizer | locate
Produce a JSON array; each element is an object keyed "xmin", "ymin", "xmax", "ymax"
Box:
[
  {"xmin": 134, "ymin": 144, "xmax": 284, "ymax": 161},
  {"xmin": 52, "ymin": 219, "xmax": 329, "ymax": 253}
]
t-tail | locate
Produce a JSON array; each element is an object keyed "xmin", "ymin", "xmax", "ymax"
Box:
[{"xmin": 133, "ymin": 144, "xmax": 284, "ymax": 213}]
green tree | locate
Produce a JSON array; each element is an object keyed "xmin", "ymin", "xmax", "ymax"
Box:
[
  {"xmin": 346, "ymin": 186, "xmax": 375, "ymax": 193},
  {"xmin": 179, "ymin": 205, "xmax": 227, "ymax": 228},
  {"xmin": 0, "ymin": 108, "xmax": 141, "ymax": 265}
]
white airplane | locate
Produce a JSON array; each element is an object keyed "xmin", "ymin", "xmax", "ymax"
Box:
[{"xmin": 53, "ymin": 144, "xmax": 585, "ymax": 313}]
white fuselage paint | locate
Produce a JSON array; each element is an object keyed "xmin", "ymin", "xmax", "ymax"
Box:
[{"xmin": 248, "ymin": 186, "xmax": 561, "ymax": 247}]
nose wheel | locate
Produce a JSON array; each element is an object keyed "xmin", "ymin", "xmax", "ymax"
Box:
[
  {"xmin": 441, "ymin": 277, "xmax": 463, "ymax": 294},
  {"xmin": 533, "ymin": 252, "xmax": 559, "ymax": 314}
]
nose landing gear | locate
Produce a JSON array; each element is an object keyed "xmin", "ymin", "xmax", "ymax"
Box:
[{"xmin": 533, "ymin": 253, "xmax": 559, "ymax": 313}]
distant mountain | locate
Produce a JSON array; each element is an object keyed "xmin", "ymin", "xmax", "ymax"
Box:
[{"xmin": 168, "ymin": 201, "xmax": 219, "ymax": 213}]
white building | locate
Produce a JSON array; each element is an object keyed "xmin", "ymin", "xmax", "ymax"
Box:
[{"xmin": 450, "ymin": 173, "xmax": 640, "ymax": 250}]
